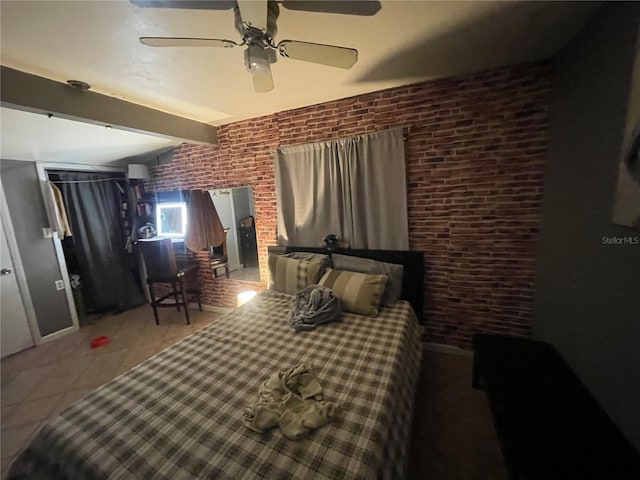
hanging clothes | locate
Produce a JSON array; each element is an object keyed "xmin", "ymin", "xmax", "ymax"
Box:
[
  {"xmin": 186, "ymin": 190, "xmax": 226, "ymax": 252},
  {"xmin": 47, "ymin": 182, "xmax": 73, "ymax": 239}
]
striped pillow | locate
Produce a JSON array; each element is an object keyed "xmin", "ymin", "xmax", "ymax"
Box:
[
  {"xmin": 318, "ymin": 268, "xmax": 387, "ymax": 317},
  {"xmin": 268, "ymin": 255, "xmax": 325, "ymax": 295}
]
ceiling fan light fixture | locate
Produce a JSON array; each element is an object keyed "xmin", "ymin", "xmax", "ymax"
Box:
[
  {"xmin": 244, "ymin": 45, "xmax": 275, "ymax": 92},
  {"xmin": 243, "ymin": 45, "xmax": 271, "ymax": 74}
]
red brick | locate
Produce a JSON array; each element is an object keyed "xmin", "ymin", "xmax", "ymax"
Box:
[{"xmin": 147, "ymin": 62, "xmax": 551, "ymax": 350}]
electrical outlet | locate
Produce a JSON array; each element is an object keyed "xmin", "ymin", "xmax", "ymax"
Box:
[{"xmin": 54, "ymin": 280, "xmax": 64, "ymax": 291}]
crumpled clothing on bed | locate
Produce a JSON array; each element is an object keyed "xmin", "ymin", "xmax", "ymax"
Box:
[
  {"xmin": 243, "ymin": 363, "xmax": 340, "ymax": 440},
  {"xmin": 288, "ymin": 285, "xmax": 342, "ymax": 332}
]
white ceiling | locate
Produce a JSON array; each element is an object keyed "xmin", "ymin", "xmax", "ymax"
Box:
[
  {"xmin": 0, "ymin": 0, "xmax": 600, "ymax": 165},
  {"xmin": 0, "ymin": 107, "xmax": 178, "ymax": 165}
]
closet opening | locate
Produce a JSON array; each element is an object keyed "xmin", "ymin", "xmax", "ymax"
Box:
[{"xmin": 46, "ymin": 170, "xmax": 145, "ymax": 325}]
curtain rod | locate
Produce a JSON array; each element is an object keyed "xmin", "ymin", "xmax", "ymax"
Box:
[
  {"xmin": 403, "ymin": 125, "xmax": 414, "ymax": 141},
  {"xmin": 48, "ymin": 177, "xmax": 124, "ymax": 184},
  {"xmin": 47, "ymin": 169, "xmax": 126, "ymax": 184},
  {"xmin": 279, "ymin": 126, "xmax": 411, "ymax": 150}
]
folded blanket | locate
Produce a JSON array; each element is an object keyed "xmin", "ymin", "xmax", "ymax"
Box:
[
  {"xmin": 288, "ymin": 285, "xmax": 342, "ymax": 332},
  {"xmin": 243, "ymin": 363, "xmax": 340, "ymax": 440}
]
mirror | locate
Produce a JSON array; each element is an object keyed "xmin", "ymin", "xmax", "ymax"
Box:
[
  {"xmin": 156, "ymin": 202, "xmax": 187, "ymax": 238},
  {"xmin": 209, "ymin": 187, "xmax": 259, "ymax": 282}
]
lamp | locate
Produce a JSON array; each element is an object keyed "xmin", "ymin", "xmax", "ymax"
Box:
[{"xmin": 127, "ymin": 164, "xmax": 151, "ymax": 180}]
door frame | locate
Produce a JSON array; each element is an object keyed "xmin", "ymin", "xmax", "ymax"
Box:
[
  {"xmin": 36, "ymin": 162, "xmax": 127, "ymax": 340},
  {"xmin": 0, "ymin": 181, "xmax": 42, "ymax": 345},
  {"xmin": 210, "ymin": 189, "xmax": 241, "ymax": 271}
]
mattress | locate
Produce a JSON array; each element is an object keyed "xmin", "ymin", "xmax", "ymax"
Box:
[{"xmin": 8, "ymin": 290, "xmax": 422, "ymax": 480}]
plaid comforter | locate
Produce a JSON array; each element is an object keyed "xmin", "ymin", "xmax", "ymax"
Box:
[{"xmin": 9, "ymin": 291, "xmax": 422, "ymax": 480}]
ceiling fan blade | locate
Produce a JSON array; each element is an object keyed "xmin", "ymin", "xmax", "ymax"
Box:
[
  {"xmin": 278, "ymin": 40, "xmax": 357, "ymax": 69},
  {"xmin": 130, "ymin": 0, "xmax": 235, "ymax": 10},
  {"xmin": 140, "ymin": 37, "xmax": 239, "ymax": 47},
  {"xmin": 281, "ymin": 1, "xmax": 381, "ymax": 16},
  {"xmin": 237, "ymin": 0, "xmax": 268, "ymax": 31},
  {"xmin": 252, "ymin": 69, "xmax": 274, "ymax": 93}
]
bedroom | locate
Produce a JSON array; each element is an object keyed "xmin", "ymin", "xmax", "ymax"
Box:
[{"xmin": 1, "ymin": 1, "xmax": 639, "ymax": 479}]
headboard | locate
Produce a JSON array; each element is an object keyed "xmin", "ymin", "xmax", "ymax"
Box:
[{"xmin": 268, "ymin": 246, "xmax": 424, "ymax": 322}]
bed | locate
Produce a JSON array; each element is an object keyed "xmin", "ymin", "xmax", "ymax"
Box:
[{"xmin": 9, "ymin": 250, "xmax": 423, "ymax": 480}]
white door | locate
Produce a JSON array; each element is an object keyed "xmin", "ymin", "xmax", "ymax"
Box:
[
  {"xmin": 210, "ymin": 190, "xmax": 240, "ymax": 272},
  {"xmin": 0, "ymin": 217, "xmax": 34, "ymax": 358}
]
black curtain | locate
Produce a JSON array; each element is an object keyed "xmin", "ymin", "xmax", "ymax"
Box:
[{"xmin": 56, "ymin": 172, "xmax": 144, "ymax": 314}]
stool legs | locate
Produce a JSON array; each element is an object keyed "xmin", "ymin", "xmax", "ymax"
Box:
[
  {"xmin": 146, "ymin": 267, "xmax": 200, "ymax": 325},
  {"xmin": 211, "ymin": 263, "xmax": 230, "ymax": 279},
  {"xmin": 173, "ymin": 281, "xmax": 181, "ymax": 312},
  {"xmin": 178, "ymin": 276, "xmax": 190, "ymax": 325},
  {"xmin": 148, "ymin": 282, "xmax": 160, "ymax": 326},
  {"xmin": 185, "ymin": 271, "xmax": 202, "ymax": 314}
]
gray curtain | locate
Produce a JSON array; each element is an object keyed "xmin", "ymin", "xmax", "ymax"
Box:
[
  {"xmin": 275, "ymin": 127, "xmax": 408, "ymax": 249},
  {"xmin": 57, "ymin": 173, "xmax": 144, "ymax": 316}
]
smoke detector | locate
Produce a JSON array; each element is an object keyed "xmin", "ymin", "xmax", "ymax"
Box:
[{"xmin": 66, "ymin": 80, "xmax": 91, "ymax": 93}]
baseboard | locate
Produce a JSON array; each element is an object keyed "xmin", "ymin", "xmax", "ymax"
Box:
[
  {"xmin": 189, "ymin": 303, "xmax": 234, "ymax": 315},
  {"xmin": 423, "ymin": 342, "xmax": 473, "ymax": 357}
]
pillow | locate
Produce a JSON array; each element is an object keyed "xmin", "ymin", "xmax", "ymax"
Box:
[
  {"xmin": 331, "ymin": 254, "xmax": 404, "ymax": 305},
  {"xmin": 282, "ymin": 252, "xmax": 332, "ymax": 270},
  {"xmin": 268, "ymin": 255, "xmax": 325, "ymax": 295},
  {"xmin": 318, "ymin": 268, "xmax": 387, "ymax": 317}
]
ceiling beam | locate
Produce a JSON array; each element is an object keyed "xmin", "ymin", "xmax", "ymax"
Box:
[{"xmin": 0, "ymin": 66, "xmax": 217, "ymax": 145}]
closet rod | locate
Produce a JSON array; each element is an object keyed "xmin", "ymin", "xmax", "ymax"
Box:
[{"xmin": 48, "ymin": 177, "xmax": 125, "ymax": 184}]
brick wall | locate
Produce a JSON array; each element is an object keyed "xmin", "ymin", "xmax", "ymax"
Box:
[{"xmin": 148, "ymin": 62, "xmax": 551, "ymax": 348}]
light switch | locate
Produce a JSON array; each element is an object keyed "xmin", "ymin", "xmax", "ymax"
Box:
[{"xmin": 54, "ymin": 280, "xmax": 64, "ymax": 291}]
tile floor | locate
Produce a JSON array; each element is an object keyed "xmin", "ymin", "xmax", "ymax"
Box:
[
  {"xmin": 228, "ymin": 266, "xmax": 260, "ymax": 282},
  {"xmin": 1, "ymin": 305, "xmax": 506, "ymax": 479},
  {"xmin": 1, "ymin": 305, "xmax": 222, "ymax": 476}
]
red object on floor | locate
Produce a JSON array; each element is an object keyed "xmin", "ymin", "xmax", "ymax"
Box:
[{"xmin": 90, "ymin": 336, "xmax": 110, "ymax": 349}]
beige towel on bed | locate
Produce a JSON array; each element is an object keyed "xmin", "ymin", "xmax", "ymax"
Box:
[{"xmin": 243, "ymin": 364, "xmax": 339, "ymax": 440}]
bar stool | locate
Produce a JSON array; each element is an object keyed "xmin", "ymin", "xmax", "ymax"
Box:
[
  {"xmin": 137, "ymin": 238, "xmax": 202, "ymax": 325},
  {"xmin": 209, "ymin": 242, "xmax": 230, "ymax": 279}
]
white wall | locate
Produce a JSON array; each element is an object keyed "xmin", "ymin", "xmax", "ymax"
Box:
[{"xmin": 1, "ymin": 160, "xmax": 73, "ymax": 336}]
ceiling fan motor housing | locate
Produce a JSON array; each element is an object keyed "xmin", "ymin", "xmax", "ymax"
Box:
[{"xmin": 234, "ymin": 0, "xmax": 279, "ymax": 45}]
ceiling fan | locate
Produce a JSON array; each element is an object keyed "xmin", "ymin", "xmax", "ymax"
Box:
[{"xmin": 131, "ymin": 0, "xmax": 381, "ymax": 93}]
